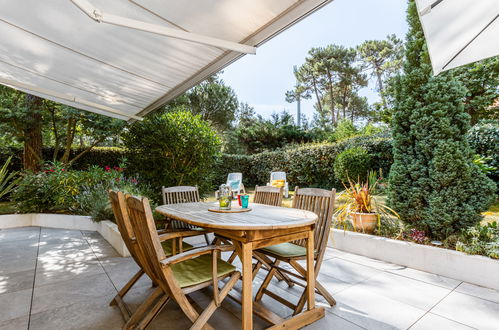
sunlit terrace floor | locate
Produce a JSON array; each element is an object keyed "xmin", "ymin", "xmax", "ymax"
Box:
[{"xmin": 1, "ymin": 227, "xmax": 499, "ymax": 330}]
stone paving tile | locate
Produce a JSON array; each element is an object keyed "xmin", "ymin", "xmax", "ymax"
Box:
[
  {"xmin": 455, "ymin": 282, "xmax": 499, "ymax": 304},
  {"xmin": 0, "ymin": 315, "xmax": 29, "ymax": 330},
  {"xmin": 31, "ymin": 272, "xmax": 117, "ymax": 314},
  {"xmin": 385, "ymin": 266, "xmax": 461, "ymax": 290},
  {"xmin": 0, "ymin": 289, "xmax": 32, "ymax": 323},
  {"xmin": 0, "ymin": 227, "xmax": 39, "ymax": 243},
  {"xmin": 354, "ymin": 272, "xmax": 451, "ymax": 310},
  {"xmin": 0, "ymin": 269, "xmax": 35, "ymax": 295},
  {"xmin": 329, "ymin": 285, "xmax": 427, "ymax": 329},
  {"xmin": 34, "ymin": 256, "xmax": 105, "ymax": 287},
  {"xmin": 431, "ymin": 291, "xmax": 499, "ymax": 330},
  {"xmin": 409, "ymin": 313, "xmax": 474, "ymax": 330},
  {"xmin": 0, "ymin": 255, "xmax": 37, "ymax": 276},
  {"xmin": 29, "ymin": 294, "xmax": 123, "ymax": 330},
  {"xmin": 304, "ymin": 312, "xmax": 366, "ymax": 329}
]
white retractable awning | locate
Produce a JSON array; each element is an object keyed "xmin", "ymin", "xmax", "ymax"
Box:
[
  {"xmin": 416, "ymin": 0, "xmax": 499, "ymax": 75},
  {"xmin": 0, "ymin": 0, "xmax": 332, "ymax": 120}
]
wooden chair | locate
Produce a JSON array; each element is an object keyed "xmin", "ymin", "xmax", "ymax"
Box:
[
  {"xmin": 253, "ymin": 187, "xmax": 336, "ymax": 315},
  {"xmin": 125, "ymin": 194, "xmax": 241, "ymax": 330},
  {"xmin": 161, "ymin": 185, "xmax": 210, "ymax": 245},
  {"xmin": 108, "ymin": 190, "xmax": 200, "ymax": 326},
  {"xmin": 253, "ymin": 185, "xmax": 283, "ymax": 206}
]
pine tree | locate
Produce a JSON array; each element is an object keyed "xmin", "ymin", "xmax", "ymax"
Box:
[{"xmin": 388, "ymin": 1, "xmax": 496, "ymax": 239}]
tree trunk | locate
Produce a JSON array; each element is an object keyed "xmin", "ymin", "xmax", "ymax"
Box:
[
  {"xmin": 375, "ymin": 67, "xmax": 387, "ymax": 109},
  {"xmin": 23, "ymin": 94, "xmax": 43, "ymax": 171},
  {"xmin": 60, "ymin": 117, "xmax": 77, "ymax": 164}
]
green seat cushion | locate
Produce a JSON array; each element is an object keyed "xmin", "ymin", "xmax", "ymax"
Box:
[
  {"xmin": 260, "ymin": 242, "xmax": 306, "ymax": 258},
  {"xmin": 161, "ymin": 240, "xmax": 194, "ymax": 256},
  {"xmin": 172, "ymin": 255, "xmax": 236, "ymax": 288}
]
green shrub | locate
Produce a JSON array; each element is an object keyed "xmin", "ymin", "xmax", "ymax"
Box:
[
  {"xmin": 388, "ymin": 1, "xmax": 496, "ymax": 239},
  {"xmin": 123, "ymin": 111, "xmax": 221, "ymax": 202},
  {"xmin": 456, "ymin": 222, "xmax": 499, "ymax": 259},
  {"xmin": 467, "ymin": 120, "xmax": 498, "ymax": 180},
  {"xmin": 329, "ymin": 119, "xmax": 358, "ymax": 142},
  {"xmin": 334, "ymin": 147, "xmax": 372, "ymax": 183},
  {"xmin": 12, "ymin": 163, "xmax": 142, "ymax": 221}
]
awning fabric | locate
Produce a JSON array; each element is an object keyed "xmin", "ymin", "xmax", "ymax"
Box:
[
  {"xmin": 0, "ymin": 0, "xmax": 331, "ymax": 120},
  {"xmin": 415, "ymin": 0, "xmax": 499, "ymax": 75}
]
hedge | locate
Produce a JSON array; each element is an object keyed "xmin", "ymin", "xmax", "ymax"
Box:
[
  {"xmin": 0, "ymin": 147, "xmax": 126, "ymax": 171},
  {"xmin": 1, "ymin": 132, "xmax": 393, "ymax": 190},
  {"xmin": 214, "ymin": 132, "xmax": 393, "ymax": 189}
]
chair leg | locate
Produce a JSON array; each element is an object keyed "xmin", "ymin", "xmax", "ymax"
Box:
[
  {"xmin": 316, "ymin": 280, "xmax": 336, "ymax": 306},
  {"xmin": 254, "ymin": 253, "xmax": 293, "ymax": 285},
  {"xmin": 110, "ymin": 269, "xmax": 145, "ymax": 321},
  {"xmin": 134, "ymin": 295, "xmax": 170, "ymax": 330},
  {"xmin": 227, "ymin": 251, "xmax": 238, "ymax": 263},
  {"xmin": 255, "ymin": 260, "xmax": 280, "ymax": 302},
  {"xmin": 190, "ymin": 272, "xmax": 241, "ymax": 330},
  {"xmin": 123, "ymin": 287, "xmax": 165, "ymax": 330}
]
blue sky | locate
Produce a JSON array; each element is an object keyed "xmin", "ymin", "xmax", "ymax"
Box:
[{"xmin": 221, "ymin": 0, "xmax": 408, "ymax": 121}]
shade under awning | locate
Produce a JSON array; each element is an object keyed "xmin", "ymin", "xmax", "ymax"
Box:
[
  {"xmin": 415, "ymin": 0, "xmax": 499, "ymax": 75},
  {"xmin": 0, "ymin": 0, "xmax": 332, "ymax": 120}
]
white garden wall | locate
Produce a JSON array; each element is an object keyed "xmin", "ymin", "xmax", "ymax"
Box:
[
  {"xmin": 330, "ymin": 229, "xmax": 499, "ymax": 291},
  {"xmin": 0, "ymin": 214, "xmax": 130, "ymax": 257}
]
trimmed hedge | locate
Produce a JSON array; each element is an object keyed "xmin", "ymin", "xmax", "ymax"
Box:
[
  {"xmin": 0, "ymin": 147, "xmax": 126, "ymax": 171},
  {"xmin": 2, "ymin": 132, "xmax": 393, "ymax": 191},
  {"xmin": 214, "ymin": 132, "xmax": 393, "ymax": 189}
]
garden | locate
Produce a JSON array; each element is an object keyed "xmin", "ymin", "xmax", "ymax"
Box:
[{"xmin": 0, "ymin": 0, "xmax": 497, "ymax": 265}]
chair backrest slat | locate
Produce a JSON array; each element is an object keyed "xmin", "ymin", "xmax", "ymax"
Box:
[
  {"xmin": 291, "ymin": 186, "xmax": 336, "ymax": 261},
  {"xmin": 253, "ymin": 185, "xmax": 283, "ymax": 207},
  {"xmin": 162, "ymin": 186, "xmax": 200, "ymax": 205}
]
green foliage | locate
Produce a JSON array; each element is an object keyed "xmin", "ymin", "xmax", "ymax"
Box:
[
  {"xmin": 388, "ymin": 1, "xmax": 496, "ymax": 239},
  {"xmin": 467, "ymin": 120, "xmax": 498, "ymax": 180},
  {"xmin": 329, "ymin": 119, "xmax": 358, "ymax": 142},
  {"xmin": 334, "ymin": 147, "xmax": 372, "ymax": 183},
  {"xmin": 216, "ymin": 133, "xmax": 392, "ymax": 189},
  {"xmin": 226, "ymin": 111, "xmax": 315, "ymax": 154},
  {"xmin": 123, "ymin": 111, "xmax": 221, "ymax": 202},
  {"xmin": 0, "ymin": 147, "xmax": 126, "ymax": 172},
  {"xmin": 12, "ymin": 163, "xmax": 141, "ymax": 221},
  {"xmin": 456, "ymin": 222, "xmax": 499, "ymax": 259},
  {"xmin": 0, "ymin": 156, "xmax": 21, "ymax": 200}
]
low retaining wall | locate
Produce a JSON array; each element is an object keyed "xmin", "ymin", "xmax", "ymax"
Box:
[
  {"xmin": 329, "ymin": 229, "xmax": 499, "ymax": 291},
  {"xmin": 0, "ymin": 214, "xmax": 130, "ymax": 257}
]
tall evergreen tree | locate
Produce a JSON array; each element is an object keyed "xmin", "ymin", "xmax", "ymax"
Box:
[{"xmin": 388, "ymin": 1, "xmax": 496, "ymax": 239}]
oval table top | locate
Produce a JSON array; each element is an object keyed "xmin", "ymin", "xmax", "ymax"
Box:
[{"xmin": 155, "ymin": 202, "xmax": 318, "ymax": 231}]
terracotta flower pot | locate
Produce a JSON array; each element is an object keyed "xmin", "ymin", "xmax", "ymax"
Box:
[{"xmin": 350, "ymin": 212, "xmax": 378, "ymax": 233}]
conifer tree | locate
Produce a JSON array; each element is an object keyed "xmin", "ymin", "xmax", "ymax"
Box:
[{"xmin": 388, "ymin": 1, "xmax": 496, "ymax": 239}]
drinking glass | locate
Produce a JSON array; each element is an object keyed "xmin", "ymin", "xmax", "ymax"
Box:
[{"xmin": 241, "ymin": 195, "xmax": 249, "ymax": 208}]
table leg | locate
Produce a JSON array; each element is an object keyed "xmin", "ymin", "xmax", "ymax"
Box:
[
  {"xmin": 241, "ymin": 241, "xmax": 253, "ymax": 330},
  {"xmin": 306, "ymin": 229, "xmax": 315, "ymax": 310}
]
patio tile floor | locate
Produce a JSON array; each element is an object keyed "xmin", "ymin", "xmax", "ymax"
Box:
[{"xmin": 0, "ymin": 226, "xmax": 498, "ymax": 330}]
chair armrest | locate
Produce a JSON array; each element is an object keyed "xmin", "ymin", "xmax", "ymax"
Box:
[{"xmin": 160, "ymin": 244, "xmax": 234, "ymax": 266}]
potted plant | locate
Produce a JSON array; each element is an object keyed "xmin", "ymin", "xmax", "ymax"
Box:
[{"xmin": 335, "ymin": 176, "xmax": 399, "ymax": 233}]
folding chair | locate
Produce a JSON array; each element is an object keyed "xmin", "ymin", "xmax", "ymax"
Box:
[
  {"xmin": 108, "ymin": 190, "xmax": 199, "ymax": 325},
  {"xmin": 161, "ymin": 185, "xmax": 210, "ymax": 244},
  {"xmin": 254, "ymin": 187, "xmax": 337, "ymax": 315},
  {"xmin": 125, "ymin": 194, "xmax": 241, "ymax": 330}
]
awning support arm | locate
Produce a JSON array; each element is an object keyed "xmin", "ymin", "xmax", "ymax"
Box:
[{"xmin": 70, "ymin": 0, "xmax": 256, "ymax": 54}]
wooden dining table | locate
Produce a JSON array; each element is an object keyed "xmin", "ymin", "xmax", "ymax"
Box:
[{"xmin": 155, "ymin": 201, "xmax": 325, "ymax": 330}]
